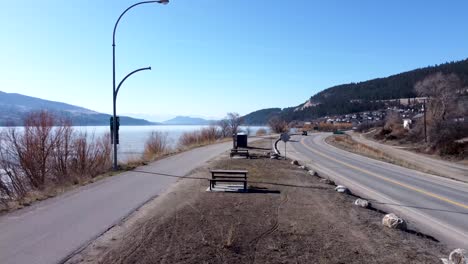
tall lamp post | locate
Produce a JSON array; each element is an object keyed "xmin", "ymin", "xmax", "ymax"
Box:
[{"xmin": 112, "ymin": 0, "xmax": 169, "ymax": 170}]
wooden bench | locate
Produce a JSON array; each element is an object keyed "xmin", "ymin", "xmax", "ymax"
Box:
[
  {"xmin": 230, "ymin": 148, "xmax": 250, "ymax": 158},
  {"xmin": 209, "ymin": 169, "xmax": 248, "ymax": 191}
]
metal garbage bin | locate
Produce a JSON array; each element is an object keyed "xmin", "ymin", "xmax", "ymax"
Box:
[{"xmin": 236, "ymin": 134, "xmax": 248, "ymax": 148}]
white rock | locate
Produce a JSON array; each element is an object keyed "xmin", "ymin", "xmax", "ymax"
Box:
[
  {"xmin": 449, "ymin": 249, "xmax": 468, "ymax": 264},
  {"xmin": 335, "ymin": 185, "xmax": 349, "ymax": 193},
  {"xmin": 299, "ymin": 165, "xmax": 307, "ymax": 170},
  {"xmin": 291, "ymin": 160, "xmax": 299, "ymax": 165},
  {"xmin": 308, "ymin": 170, "xmax": 317, "ymax": 176},
  {"xmin": 354, "ymin": 198, "xmax": 370, "ymax": 208},
  {"xmin": 382, "ymin": 213, "xmax": 407, "ymax": 230}
]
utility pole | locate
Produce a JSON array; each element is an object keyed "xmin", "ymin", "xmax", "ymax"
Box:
[{"xmin": 423, "ymin": 98, "xmax": 427, "ymax": 143}]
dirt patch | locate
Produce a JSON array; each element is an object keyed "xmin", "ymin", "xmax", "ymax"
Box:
[{"xmin": 68, "ymin": 139, "xmax": 448, "ymax": 264}]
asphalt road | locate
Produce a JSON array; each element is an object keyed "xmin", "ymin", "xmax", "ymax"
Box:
[
  {"xmin": 0, "ymin": 140, "xmax": 237, "ymax": 264},
  {"xmin": 284, "ymin": 133, "xmax": 468, "ymax": 248}
]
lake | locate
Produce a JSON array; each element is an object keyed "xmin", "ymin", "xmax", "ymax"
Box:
[
  {"xmin": 1, "ymin": 125, "xmax": 268, "ymax": 162},
  {"xmin": 83, "ymin": 125, "xmax": 268, "ymax": 161}
]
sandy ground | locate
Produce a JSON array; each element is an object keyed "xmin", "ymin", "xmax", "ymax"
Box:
[{"xmin": 67, "ymin": 139, "xmax": 449, "ymax": 264}]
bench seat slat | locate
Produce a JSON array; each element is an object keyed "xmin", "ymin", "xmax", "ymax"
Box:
[
  {"xmin": 212, "ymin": 175, "xmax": 247, "ymax": 179},
  {"xmin": 210, "ymin": 169, "xmax": 248, "ymax": 174}
]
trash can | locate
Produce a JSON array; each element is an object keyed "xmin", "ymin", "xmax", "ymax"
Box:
[{"xmin": 236, "ymin": 134, "xmax": 248, "ymax": 148}]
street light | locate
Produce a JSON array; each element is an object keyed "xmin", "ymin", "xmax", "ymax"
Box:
[{"xmin": 112, "ymin": 0, "xmax": 169, "ymax": 170}]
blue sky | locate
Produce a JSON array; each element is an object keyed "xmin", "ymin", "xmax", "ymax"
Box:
[{"xmin": 1, "ymin": 0, "xmax": 467, "ymax": 121}]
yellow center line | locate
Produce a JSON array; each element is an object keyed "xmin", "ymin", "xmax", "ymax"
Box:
[{"xmin": 299, "ymin": 137, "xmax": 468, "ymax": 210}]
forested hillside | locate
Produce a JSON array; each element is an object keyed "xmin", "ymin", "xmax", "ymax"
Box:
[
  {"xmin": 243, "ymin": 59, "xmax": 468, "ymax": 124},
  {"xmin": 242, "ymin": 108, "xmax": 282, "ymax": 125}
]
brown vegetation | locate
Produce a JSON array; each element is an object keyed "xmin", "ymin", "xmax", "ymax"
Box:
[
  {"xmin": 316, "ymin": 122, "xmax": 353, "ymax": 132},
  {"xmin": 227, "ymin": 112, "xmax": 243, "ymax": 135},
  {"xmin": 370, "ymin": 72, "xmax": 468, "ymax": 158},
  {"xmin": 255, "ymin": 128, "xmax": 267, "ymax": 136},
  {"xmin": 374, "ymin": 111, "xmax": 407, "ymax": 141},
  {"xmin": 178, "ymin": 126, "xmax": 222, "ymax": 149},
  {"xmin": 327, "ymin": 135, "xmax": 436, "ymax": 174},
  {"xmin": 268, "ymin": 116, "xmax": 289, "ymax": 133},
  {"xmin": 143, "ymin": 131, "xmax": 170, "ymax": 160},
  {"xmin": 0, "ymin": 111, "xmax": 111, "ymax": 209}
]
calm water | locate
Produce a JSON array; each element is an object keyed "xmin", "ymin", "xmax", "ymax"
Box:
[
  {"xmin": 81, "ymin": 125, "xmax": 268, "ymax": 161},
  {"xmin": 1, "ymin": 125, "xmax": 268, "ymax": 162}
]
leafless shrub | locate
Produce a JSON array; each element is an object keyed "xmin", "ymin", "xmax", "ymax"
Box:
[
  {"xmin": 384, "ymin": 111, "xmax": 402, "ymax": 130},
  {"xmin": 0, "ymin": 130, "xmax": 28, "ymax": 204},
  {"xmin": 227, "ymin": 113, "xmax": 243, "ymax": 136},
  {"xmin": 415, "ymin": 72, "xmax": 462, "ymax": 123},
  {"xmin": 429, "ymin": 120, "xmax": 468, "ymax": 157},
  {"xmin": 412, "ymin": 73, "xmax": 467, "ymax": 157},
  {"xmin": 356, "ymin": 120, "xmax": 384, "ymax": 133},
  {"xmin": 12, "ymin": 111, "xmax": 58, "ymax": 189},
  {"xmin": 256, "ymin": 128, "xmax": 267, "ymax": 136},
  {"xmin": 0, "ymin": 111, "xmax": 112, "ymax": 207},
  {"xmin": 178, "ymin": 126, "xmax": 221, "ymax": 148},
  {"xmin": 71, "ymin": 132, "xmax": 111, "ymax": 179},
  {"xmin": 144, "ymin": 131, "xmax": 170, "ymax": 160},
  {"xmin": 51, "ymin": 120, "xmax": 74, "ymax": 184},
  {"xmin": 217, "ymin": 119, "xmax": 231, "ymax": 138},
  {"xmin": 316, "ymin": 122, "xmax": 353, "ymax": 132},
  {"xmin": 268, "ymin": 117, "xmax": 289, "ymax": 133}
]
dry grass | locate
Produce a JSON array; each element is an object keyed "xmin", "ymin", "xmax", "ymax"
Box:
[
  {"xmin": 327, "ymin": 135, "xmax": 438, "ymax": 174},
  {"xmin": 317, "ymin": 122, "xmax": 353, "ymax": 132},
  {"xmin": 178, "ymin": 126, "xmax": 222, "ymax": 149},
  {"xmin": 78, "ymin": 139, "xmax": 448, "ymax": 264},
  {"xmin": 143, "ymin": 131, "xmax": 171, "ymax": 161}
]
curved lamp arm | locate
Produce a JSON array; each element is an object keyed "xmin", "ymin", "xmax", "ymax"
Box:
[
  {"xmin": 113, "ymin": 0, "xmax": 169, "ymax": 46},
  {"xmin": 116, "ymin": 67, "xmax": 151, "ymax": 97}
]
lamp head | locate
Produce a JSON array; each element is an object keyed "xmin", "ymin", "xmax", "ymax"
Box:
[{"xmin": 157, "ymin": 0, "xmax": 169, "ymax": 4}]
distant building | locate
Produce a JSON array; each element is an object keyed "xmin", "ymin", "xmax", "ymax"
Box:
[{"xmin": 403, "ymin": 118, "xmax": 412, "ymax": 130}]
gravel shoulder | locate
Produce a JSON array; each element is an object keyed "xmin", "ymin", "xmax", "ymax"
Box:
[{"xmin": 68, "ymin": 139, "xmax": 449, "ymax": 264}]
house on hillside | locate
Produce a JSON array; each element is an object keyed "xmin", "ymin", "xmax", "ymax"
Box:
[{"xmin": 403, "ymin": 118, "xmax": 412, "ymax": 130}]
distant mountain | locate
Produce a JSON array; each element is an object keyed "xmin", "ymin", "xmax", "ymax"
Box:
[
  {"xmin": 0, "ymin": 91, "xmax": 157, "ymax": 126},
  {"xmin": 242, "ymin": 59, "xmax": 468, "ymax": 124},
  {"xmin": 162, "ymin": 116, "xmax": 216, "ymax": 125}
]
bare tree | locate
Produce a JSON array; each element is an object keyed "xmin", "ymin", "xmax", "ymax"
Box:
[
  {"xmin": 51, "ymin": 119, "xmax": 74, "ymax": 184},
  {"xmin": 268, "ymin": 116, "xmax": 289, "ymax": 133},
  {"xmin": 414, "ymin": 72, "xmax": 465, "ymax": 147},
  {"xmin": 217, "ymin": 119, "xmax": 231, "ymax": 138},
  {"xmin": 227, "ymin": 113, "xmax": 243, "ymax": 136},
  {"xmin": 0, "ymin": 129, "xmax": 28, "ymax": 203},
  {"xmin": 384, "ymin": 111, "xmax": 402, "ymax": 130},
  {"xmin": 16, "ymin": 111, "xmax": 59, "ymax": 189},
  {"xmin": 71, "ymin": 132, "xmax": 112, "ymax": 179},
  {"xmin": 415, "ymin": 72, "xmax": 462, "ymax": 122}
]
